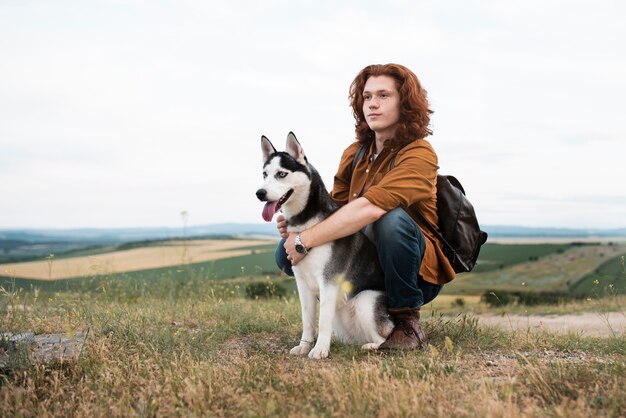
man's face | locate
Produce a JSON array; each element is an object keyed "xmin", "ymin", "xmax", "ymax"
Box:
[{"xmin": 362, "ymin": 75, "xmax": 401, "ymax": 138}]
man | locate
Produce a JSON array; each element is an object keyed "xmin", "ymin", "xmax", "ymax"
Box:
[{"xmin": 276, "ymin": 63, "xmax": 456, "ymax": 350}]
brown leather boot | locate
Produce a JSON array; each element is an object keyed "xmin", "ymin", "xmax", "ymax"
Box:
[{"xmin": 378, "ymin": 307, "xmax": 428, "ymax": 350}]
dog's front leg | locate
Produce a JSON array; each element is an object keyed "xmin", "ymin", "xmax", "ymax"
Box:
[
  {"xmin": 290, "ymin": 279, "xmax": 317, "ymax": 356},
  {"xmin": 308, "ymin": 284, "xmax": 338, "ymax": 360}
]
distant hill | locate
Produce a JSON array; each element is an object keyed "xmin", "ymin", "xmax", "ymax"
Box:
[
  {"xmin": 0, "ymin": 223, "xmax": 279, "ymax": 264},
  {"xmin": 1, "ymin": 223, "xmax": 625, "ymax": 265},
  {"xmin": 0, "ymin": 223, "xmax": 279, "ymax": 243},
  {"xmin": 484, "ymin": 225, "xmax": 626, "ymax": 238},
  {"xmin": 1, "ymin": 224, "xmax": 625, "ymax": 244}
]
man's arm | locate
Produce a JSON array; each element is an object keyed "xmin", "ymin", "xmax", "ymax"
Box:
[{"xmin": 285, "ymin": 197, "xmax": 387, "ymax": 265}]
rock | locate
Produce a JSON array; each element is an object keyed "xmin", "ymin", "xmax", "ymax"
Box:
[
  {"xmin": 0, "ymin": 331, "xmax": 86, "ymax": 369},
  {"xmin": 31, "ymin": 332, "xmax": 86, "ymax": 364},
  {"xmin": 1, "ymin": 332, "xmax": 35, "ymax": 346},
  {"xmin": 1, "ymin": 332, "xmax": 35, "ymax": 369}
]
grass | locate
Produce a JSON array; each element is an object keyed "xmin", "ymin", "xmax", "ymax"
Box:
[
  {"xmin": 0, "ymin": 241, "xmax": 576, "ymax": 277},
  {"xmin": 0, "ymin": 241, "xmax": 615, "ymax": 288},
  {"xmin": 0, "ymin": 235, "xmax": 244, "ymax": 264},
  {"xmin": 0, "ymin": 248, "xmax": 282, "ymax": 293},
  {"xmin": 1, "ymin": 275, "xmax": 625, "ymax": 417},
  {"xmin": 5, "ymin": 241, "xmax": 625, "ymax": 298},
  {"xmin": 430, "ymin": 292, "xmax": 626, "ymax": 316},
  {"xmin": 471, "ymin": 243, "xmax": 584, "ymax": 273},
  {"xmin": 574, "ymin": 255, "xmax": 626, "ymax": 295},
  {"xmin": 445, "ymin": 243, "xmax": 626, "ymax": 295},
  {"xmin": 0, "ymin": 238, "xmax": 277, "ymax": 281}
]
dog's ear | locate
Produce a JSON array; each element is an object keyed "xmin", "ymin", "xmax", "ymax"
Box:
[
  {"xmin": 285, "ymin": 132, "xmax": 306, "ymax": 164},
  {"xmin": 261, "ymin": 135, "xmax": 277, "ymax": 162}
]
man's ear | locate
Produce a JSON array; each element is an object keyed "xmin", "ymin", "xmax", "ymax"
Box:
[
  {"xmin": 285, "ymin": 132, "xmax": 306, "ymax": 164},
  {"xmin": 261, "ymin": 135, "xmax": 277, "ymax": 162}
]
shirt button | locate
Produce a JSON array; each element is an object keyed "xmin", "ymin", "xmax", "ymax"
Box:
[{"xmin": 352, "ymin": 193, "xmax": 357, "ymax": 197}]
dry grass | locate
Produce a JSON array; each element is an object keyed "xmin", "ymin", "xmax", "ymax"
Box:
[
  {"xmin": 426, "ymin": 294, "xmax": 483, "ymax": 310},
  {"xmin": 1, "ymin": 283, "xmax": 625, "ymax": 418},
  {"xmin": 1, "ymin": 239, "xmax": 275, "ymax": 280}
]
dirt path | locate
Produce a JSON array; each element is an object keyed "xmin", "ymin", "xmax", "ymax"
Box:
[{"xmin": 477, "ymin": 312, "xmax": 626, "ymax": 337}]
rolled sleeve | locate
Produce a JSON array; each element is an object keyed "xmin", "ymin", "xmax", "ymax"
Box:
[{"xmin": 363, "ymin": 145, "xmax": 438, "ymax": 211}]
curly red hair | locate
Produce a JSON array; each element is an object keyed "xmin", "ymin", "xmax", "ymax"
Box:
[{"xmin": 349, "ymin": 64, "xmax": 433, "ymax": 147}]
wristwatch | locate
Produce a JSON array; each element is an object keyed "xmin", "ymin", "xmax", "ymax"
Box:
[{"xmin": 295, "ymin": 233, "xmax": 310, "ymax": 255}]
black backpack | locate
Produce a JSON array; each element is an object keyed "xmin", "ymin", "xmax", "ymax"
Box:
[{"xmin": 352, "ymin": 145, "xmax": 488, "ymax": 273}]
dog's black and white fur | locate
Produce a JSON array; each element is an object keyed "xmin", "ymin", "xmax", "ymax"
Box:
[{"xmin": 256, "ymin": 132, "xmax": 394, "ymax": 359}]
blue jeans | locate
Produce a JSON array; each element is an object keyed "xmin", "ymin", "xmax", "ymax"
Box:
[{"xmin": 274, "ymin": 208, "xmax": 443, "ymax": 309}]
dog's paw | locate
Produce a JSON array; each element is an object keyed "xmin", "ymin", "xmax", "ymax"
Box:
[
  {"xmin": 361, "ymin": 342, "xmax": 382, "ymax": 350},
  {"xmin": 308, "ymin": 344, "xmax": 330, "ymax": 360},
  {"xmin": 289, "ymin": 343, "xmax": 311, "ymax": 356}
]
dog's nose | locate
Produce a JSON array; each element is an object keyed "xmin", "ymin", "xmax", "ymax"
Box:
[{"xmin": 256, "ymin": 188, "xmax": 267, "ymax": 201}]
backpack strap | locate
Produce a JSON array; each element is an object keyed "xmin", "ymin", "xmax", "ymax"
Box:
[
  {"xmin": 413, "ymin": 198, "xmax": 449, "ymax": 249},
  {"xmin": 350, "ymin": 143, "xmax": 368, "ymax": 175},
  {"xmin": 352, "ymin": 143, "xmax": 396, "ymax": 173}
]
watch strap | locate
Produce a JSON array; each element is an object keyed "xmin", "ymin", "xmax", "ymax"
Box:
[{"xmin": 295, "ymin": 233, "xmax": 309, "ymax": 255}]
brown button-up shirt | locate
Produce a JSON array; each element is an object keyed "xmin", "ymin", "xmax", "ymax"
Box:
[{"xmin": 330, "ymin": 139, "xmax": 456, "ymax": 285}]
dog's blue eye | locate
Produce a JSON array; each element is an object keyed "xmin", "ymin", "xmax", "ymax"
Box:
[{"xmin": 277, "ymin": 171, "xmax": 288, "ymax": 178}]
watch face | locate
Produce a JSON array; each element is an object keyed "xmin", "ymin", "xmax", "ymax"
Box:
[{"xmin": 295, "ymin": 244, "xmax": 306, "ymax": 254}]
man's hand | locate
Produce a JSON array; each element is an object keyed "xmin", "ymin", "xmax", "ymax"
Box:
[
  {"xmin": 276, "ymin": 214, "xmax": 288, "ymax": 239},
  {"xmin": 284, "ymin": 232, "xmax": 306, "ymax": 266},
  {"xmin": 287, "ymin": 197, "xmax": 386, "ymax": 250},
  {"xmin": 279, "ymin": 197, "xmax": 386, "ymax": 267}
]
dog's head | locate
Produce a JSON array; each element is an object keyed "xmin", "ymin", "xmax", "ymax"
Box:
[{"xmin": 256, "ymin": 132, "xmax": 312, "ymax": 222}]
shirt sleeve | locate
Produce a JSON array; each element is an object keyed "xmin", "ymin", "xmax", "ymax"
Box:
[
  {"xmin": 363, "ymin": 142, "xmax": 439, "ymax": 211},
  {"xmin": 330, "ymin": 142, "xmax": 360, "ymax": 207}
]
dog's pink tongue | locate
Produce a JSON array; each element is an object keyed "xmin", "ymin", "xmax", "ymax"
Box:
[{"xmin": 262, "ymin": 201, "xmax": 279, "ymax": 222}]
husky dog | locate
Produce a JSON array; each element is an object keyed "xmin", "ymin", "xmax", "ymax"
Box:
[{"xmin": 256, "ymin": 132, "xmax": 394, "ymax": 359}]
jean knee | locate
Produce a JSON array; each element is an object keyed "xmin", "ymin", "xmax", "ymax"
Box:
[
  {"xmin": 274, "ymin": 239, "xmax": 294, "ymax": 276},
  {"xmin": 373, "ymin": 208, "xmax": 419, "ymax": 243}
]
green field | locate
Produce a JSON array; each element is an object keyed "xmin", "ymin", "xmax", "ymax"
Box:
[
  {"xmin": 444, "ymin": 243, "xmax": 626, "ymax": 296},
  {"xmin": 573, "ymin": 253, "xmax": 626, "ymax": 294},
  {"xmin": 469, "ymin": 243, "xmax": 582, "ymax": 273},
  {"xmin": 0, "ymin": 244, "xmax": 281, "ymax": 293},
  {"xmin": 2, "ymin": 241, "xmax": 626, "ymax": 299},
  {"xmin": 0, "ymin": 235, "xmax": 243, "ymax": 264}
]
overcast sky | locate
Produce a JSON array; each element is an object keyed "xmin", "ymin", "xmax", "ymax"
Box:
[{"xmin": 1, "ymin": 0, "xmax": 625, "ymax": 230}]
